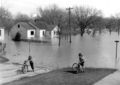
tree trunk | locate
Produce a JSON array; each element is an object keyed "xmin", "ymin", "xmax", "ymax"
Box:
[{"xmin": 80, "ymin": 27, "xmax": 85, "ymax": 36}]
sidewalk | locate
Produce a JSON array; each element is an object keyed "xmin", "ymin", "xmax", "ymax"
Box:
[
  {"xmin": 0, "ymin": 62, "xmax": 50, "ymax": 85},
  {"xmin": 94, "ymin": 70, "xmax": 120, "ymax": 85}
]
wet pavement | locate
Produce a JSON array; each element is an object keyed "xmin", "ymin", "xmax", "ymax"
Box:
[
  {"xmin": 0, "ymin": 62, "xmax": 50, "ymax": 85},
  {"xmin": 94, "ymin": 70, "xmax": 120, "ymax": 85}
]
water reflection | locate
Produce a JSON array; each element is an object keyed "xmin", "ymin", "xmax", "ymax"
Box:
[{"xmin": 4, "ymin": 30, "xmax": 120, "ymax": 69}]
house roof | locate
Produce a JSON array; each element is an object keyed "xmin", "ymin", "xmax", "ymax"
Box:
[
  {"xmin": 14, "ymin": 21, "xmax": 59, "ymax": 31},
  {"xmin": 16, "ymin": 22, "xmax": 36, "ymax": 30},
  {"xmin": 46, "ymin": 25, "xmax": 57, "ymax": 31},
  {"xmin": 30, "ymin": 20, "xmax": 48, "ymax": 30}
]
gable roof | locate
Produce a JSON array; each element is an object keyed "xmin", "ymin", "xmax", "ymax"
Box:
[
  {"xmin": 13, "ymin": 21, "xmax": 59, "ymax": 31},
  {"xmin": 30, "ymin": 20, "xmax": 47, "ymax": 30},
  {"xmin": 47, "ymin": 25, "xmax": 57, "ymax": 31},
  {"xmin": 16, "ymin": 22, "xmax": 36, "ymax": 30}
]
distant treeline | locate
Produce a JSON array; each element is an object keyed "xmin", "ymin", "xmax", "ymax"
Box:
[{"xmin": 0, "ymin": 5, "xmax": 120, "ymax": 36}]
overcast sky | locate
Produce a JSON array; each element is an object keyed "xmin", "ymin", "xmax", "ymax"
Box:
[{"xmin": 1, "ymin": 0, "xmax": 120, "ymax": 17}]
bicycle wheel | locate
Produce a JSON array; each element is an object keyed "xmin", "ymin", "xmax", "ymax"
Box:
[
  {"xmin": 72, "ymin": 63, "xmax": 79, "ymax": 71},
  {"xmin": 21, "ymin": 66, "xmax": 27, "ymax": 74}
]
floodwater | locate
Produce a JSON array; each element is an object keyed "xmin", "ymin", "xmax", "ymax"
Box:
[{"xmin": 4, "ymin": 29, "xmax": 120, "ymax": 69}]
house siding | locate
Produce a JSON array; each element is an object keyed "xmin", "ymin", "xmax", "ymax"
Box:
[
  {"xmin": 51, "ymin": 26, "xmax": 59, "ymax": 38},
  {"xmin": 10, "ymin": 22, "xmax": 41, "ymax": 40},
  {"xmin": 39, "ymin": 30, "xmax": 46, "ymax": 37},
  {"xmin": 10, "ymin": 23, "xmax": 28, "ymax": 39},
  {"xmin": 0, "ymin": 28, "xmax": 5, "ymax": 41}
]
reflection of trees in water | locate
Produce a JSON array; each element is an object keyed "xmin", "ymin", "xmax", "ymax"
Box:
[
  {"xmin": 107, "ymin": 27, "xmax": 120, "ymax": 36},
  {"xmin": 109, "ymin": 28, "xmax": 112, "ymax": 35},
  {"xmin": 86, "ymin": 29, "xmax": 91, "ymax": 35},
  {"xmin": 92, "ymin": 29, "xmax": 97, "ymax": 37},
  {"xmin": 98, "ymin": 28, "xmax": 102, "ymax": 35},
  {"xmin": 117, "ymin": 27, "xmax": 120, "ymax": 36},
  {"xmin": 118, "ymin": 28, "xmax": 120, "ymax": 35}
]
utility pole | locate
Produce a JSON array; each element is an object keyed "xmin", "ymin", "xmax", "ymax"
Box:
[
  {"xmin": 29, "ymin": 40, "xmax": 30, "ymax": 56},
  {"xmin": 58, "ymin": 15, "xmax": 62, "ymax": 47},
  {"xmin": 66, "ymin": 7, "xmax": 73, "ymax": 43}
]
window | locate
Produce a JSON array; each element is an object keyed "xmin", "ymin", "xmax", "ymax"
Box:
[
  {"xmin": 43, "ymin": 31, "xmax": 45, "ymax": 35},
  {"xmin": 18, "ymin": 24, "xmax": 20, "ymax": 28},
  {"xmin": 31, "ymin": 31, "xmax": 34, "ymax": 35},
  {"xmin": 27, "ymin": 30, "xmax": 35, "ymax": 39}
]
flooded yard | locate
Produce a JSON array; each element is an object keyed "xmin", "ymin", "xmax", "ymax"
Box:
[{"xmin": 4, "ymin": 30, "xmax": 120, "ymax": 69}]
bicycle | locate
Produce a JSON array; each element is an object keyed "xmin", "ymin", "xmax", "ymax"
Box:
[
  {"xmin": 21, "ymin": 64, "xmax": 28, "ymax": 73},
  {"xmin": 72, "ymin": 63, "xmax": 80, "ymax": 73},
  {"xmin": 72, "ymin": 63, "xmax": 84, "ymax": 73},
  {"xmin": 16, "ymin": 64, "xmax": 28, "ymax": 74},
  {"xmin": 16, "ymin": 62, "xmax": 28, "ymax": 74}
]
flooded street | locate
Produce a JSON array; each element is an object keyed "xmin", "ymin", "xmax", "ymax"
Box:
[{"xmin": 4, "ymin": 30, "xmax": 120, "ymax": 69}]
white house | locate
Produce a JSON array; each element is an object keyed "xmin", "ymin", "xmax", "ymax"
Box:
[
  {"xmin": 46, "ymin": 25, "xmax": 60, "ymax": 38},
  {"xmin": 27, "ymin": 29, "xmax": 36, "ymax": 39},
  {"xmin": 51, "ymin": 26, "xmax": 60, "ymax": 38},
  {"xmin": 39, "ymin": 29, "xmax": 46, "ymax": 37},
  {"xmin": 10, "ymin": 22, "xmax": 38, "ymax": 40},
  {"xmin": 30, "ymin": 20, "xmax": 47, "ymax": 38},
  {"xmin": 0, "ymin": 28, "xmax": 5, "ymax": 41},
  {"xmin": 30, "ymin": 20, "xmax": 61, "ymax": 38}
]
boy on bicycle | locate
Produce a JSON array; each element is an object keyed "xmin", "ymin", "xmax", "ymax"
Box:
[
  {"xmin": 78, "ymin": 53, "xmax": 85, "ymax": 72},
  {"xmin": 22, "ymin": 60, "xmax": 28, "ymax": 73}
]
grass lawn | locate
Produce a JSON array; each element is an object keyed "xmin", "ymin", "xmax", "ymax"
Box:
[{"xmin": 4, "ymin": 67, "xmax": 116, "ymax": 85}]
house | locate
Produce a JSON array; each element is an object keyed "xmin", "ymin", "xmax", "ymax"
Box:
[
  {"xmin": 10, "ymin": 20, "xmax": 61, "ymax": 41},
  {"xmin": 0, "ymin": 27, "xmax": 7, "ymax": 52},
  {"xmin": 0, "ymin": 19, "xmax": 5, "ymax": 41},
  {"xmin": 31, "ymin": 20, "xmax": 60, "ymax": 38},
  {"xmin": 0, "ymin": 27, "xmax": 5, "ymax": 41},
  {"xmin": 46, "ymin": 25, "xmax": 60, "ymax": 38},
  {"xmin": 10, "ymin": 22, "xmax": 39, "ymax": 40},
  {"xmin": 30, "ymin": 20, "xmax": 47, "ymax": 38}
]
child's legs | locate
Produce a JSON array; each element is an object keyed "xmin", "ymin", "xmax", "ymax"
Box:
[
  {"xmin": 30, "ymin": 62, "xmax": 34, "ymax": 71},
  {"xmin": 21, "ymin": 66, "xmax": 24, "ymax": 72},
  {"xmin": 81, "ymin": 63, "xmax": 85, "ymax": 71},
  {"xmin": 78, "ymin": 63, "xmax": 82, "ymax": 70},
  {"xmin": 21, "ymin": 65, "xmax": 26, "ymax": 73},
  {"xmin": 22, "ymin": 65, "xmax": 28, "ymax": 72},
  {"xmin": 25, "ymin": 65, "xmax": 28, "ymax": 71}
]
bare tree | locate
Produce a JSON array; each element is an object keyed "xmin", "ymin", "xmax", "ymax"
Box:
[
  {"xmin": 74, "ymin": 6, "xmax": 102, "ymax": 36},
  {"xmin": 14, "ymin": 13, "xmax": 31, "ymax": 23},
  {"xmin": 114, "ymin": 14, "xmax": 120, "ymax": 35},
  {"xmin": 0, "ymin": 7, "xmax": 12, "ymax": 18},
  {"xmin": 105, "ymin": 16, "xmax": 117, "ymax": 34},
  {"xmin": 37, "ymin": 5, "xmax": 67, "ymax": 25},
  {"xmin": 0, "ymin": 7, "xmax": 14, "ymax": 32}
]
